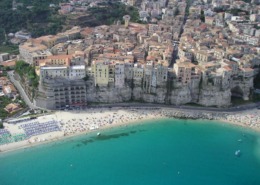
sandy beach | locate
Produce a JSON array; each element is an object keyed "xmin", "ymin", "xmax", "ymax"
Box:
[{"xmin": 1, "ymin": 107, "xmax": 260, "ymax": 153}]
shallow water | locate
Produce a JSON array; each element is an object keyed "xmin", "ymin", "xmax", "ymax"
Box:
[{"xmin": 1, "ymin": 119, "xmax": 260, "ymax": 185}]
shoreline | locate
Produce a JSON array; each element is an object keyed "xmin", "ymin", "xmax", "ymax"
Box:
[
  {"xmin": 0, "ymin": 107, "xmax": 259, "ymax": 154},
  {"xmin": 0, "ymin": 117, "xmax": 155, "ymax": 154}
]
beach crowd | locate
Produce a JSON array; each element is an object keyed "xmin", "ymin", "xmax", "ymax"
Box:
[
  {"xmin": 56, "ymin": 108, "xmax": 260, "ymax": 136},
  {"xmin": 1, "ymin": 107, "xmax": 259, "ymax": 152}
]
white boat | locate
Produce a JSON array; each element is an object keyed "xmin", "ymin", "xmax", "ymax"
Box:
[
  {"xmin": 97, "ymin": 132, "xmax": 101, "ymax": 136},
  {"xmin": 235, "ymin": 150, "xmax": 241, "ymax": 156}
]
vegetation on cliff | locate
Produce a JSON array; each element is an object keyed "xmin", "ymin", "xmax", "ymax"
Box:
[
  {"xmin": 0, "ymin": 44, "xmax": 19, "ymax": 55},
  {"xmin": 87, "ymin": 2, "xmax": 140, "ymax": 26},
  {"xmin": 0, "ymin": 0, "xmax": 141, "ymax": 45},
  {"xmin": 15, "ymin": 60, "xmax": 39, "ymax": 88},
  {"xmin": 0, "ymin": 0, "xmax": 65, "ymax": 40},
  {"xmin": 0, "ymin": 96, "xmax": 11, "ymax": 123},
  {"xmin": 0, "ymin": 28, "xmax": 6, "ymax": 44}
]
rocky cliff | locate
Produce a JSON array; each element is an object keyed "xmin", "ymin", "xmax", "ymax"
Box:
[
  {"xmin": 84, "ymin": 77, "xmax": 233, "ymax": 107},
  {"xmin": 35, "ymin": 72, "xmax": 255, "ymax": 109}
]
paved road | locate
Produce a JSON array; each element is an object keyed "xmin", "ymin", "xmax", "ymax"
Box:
[
  {"xmin": 8, "ymin": 71, "xmax": 37, "ymax": 109},
  {"xmin": 87, "ymin": 102, "xmax": 260, "ymax": 113}
]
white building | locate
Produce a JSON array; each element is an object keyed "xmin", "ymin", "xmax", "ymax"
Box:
[
  {"xmin": 40, "ymin": 65, "xmax": 85, "ymax": 81},
  {"xmin": 69, "ymin": 65, "xmax": 86, "ymax": 79},
  {"xmin": 133, "ymin": 64, "xmax": 144, "ymax": 79},
  {"xmin": 154, "ymin": 61, "xmax": 168, "ymax": 85},
  {"xmin": 0, "ymin": 53, "xmax": 10, "ymax": 62},
  {"xmin": 114, "ymin": 62, "xmax": 125, "ymax": 88},
  {"xmin": 124, "ymin": 61, "xmax": 134, "ymax": 80},
  {"xmin": 15, "ymin": 30, "xmax": 31, "ymax": 40},
  {"xmin": 40, "ymin": 66, "xmax": 68, "ymax": 80},
  {"xmin": 19, "ymin": 41, "xmax": 48, "ymax": 64},
  {"xmin": 30, "ymin": 50, "xmax": 53, "ymax": 66}
]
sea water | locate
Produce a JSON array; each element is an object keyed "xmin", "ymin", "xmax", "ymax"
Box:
[{"xmin": 1, "ymin": 119, "xmax": 260, "ymax": 185}]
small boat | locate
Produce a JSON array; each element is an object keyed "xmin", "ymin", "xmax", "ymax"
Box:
[
  {"xmin": 235, "ymin": 150, "xmax": 241, "ymax": 157},
  {"xmin": 97, "ymin": 132, "xmax": 101, "ymax": 136},
  {"xmin": 238, "ymin": 139, "xmax": 242, "ymax": 142}
]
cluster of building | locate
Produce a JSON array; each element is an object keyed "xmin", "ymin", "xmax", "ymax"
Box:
[
  {"xmin": 0, "ymin": 77, "xmax": 17, "ymax": 98},
  {"xmin": 137, "ymin": 0, "xmax": 187, "ymax": 24},
  {"xmin": 0, "ymin": 52, "xmax": 22, "ymax": 116},
  {"xmin": 8, "ymin": 30, "xmax": 32, "ymax": 45},
  {"xmin": 58, "ymin": 0, "xmax": 104, "ymax": 15},
  {"xmin": 16, "ymin": 0, "xmax": 260, "ymax": 109},
  {"xmin": 57, "ymin": 0, "xmax": 149, "ymax": 15},
  {"xmin": 0, "ymin": 52, "xmax": 17, "ymax": 65},
  {"xmin": 0, "ymin": 77, "xmax": 22, "ymax": 114},
  {"xmin": 175, "ymin": 0, "xmax": 259, "ymax": 103}
]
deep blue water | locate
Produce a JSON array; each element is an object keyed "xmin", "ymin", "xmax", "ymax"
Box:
[{"xmin": 1, "ymin": 119, "xmax": 260, "ymax": 185}]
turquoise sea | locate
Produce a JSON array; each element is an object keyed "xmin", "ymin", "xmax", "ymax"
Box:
[{"xmin": 1, "ymin": 119, "xmax": 260, "ymax": 185}]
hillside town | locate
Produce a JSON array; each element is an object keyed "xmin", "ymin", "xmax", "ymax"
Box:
[
  {"xmin": 0, "ymin": 0, "xmax": 259, "ymax": 111},
  {"xmin": 1, "ymin": 0, "xmax": 260, "ymax": 156},
  {"xmin": 2, "ymin": 2, "xmax": 260, "ymax": 184}
]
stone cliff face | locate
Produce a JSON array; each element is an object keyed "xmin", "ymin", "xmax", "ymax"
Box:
[
  {"xmin": 198, "ymin": 89, "xmax": 231, "ymax": 107},
  {"xmin": 231, "ymin": 77, "xmax": 253, "ymax": 101},
  {"xmin": 84, "ymin": 77, "xmax": 233, "ymax": 107},
  {"xmin": 85, "ymin": 80, "xmax": 132, "ymax": 103},
  {"xmin": 169, "ymin": 86, "xmax": 193, "ymax": 105},
  {"xmin": 35, "ymin": 73, "xmax": 254, "ymax": 109}
]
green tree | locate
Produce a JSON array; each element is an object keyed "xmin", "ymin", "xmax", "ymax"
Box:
[
  {"xmin": 200, "ymin": 10, "xmax": 205, "ymax": 22},
  {"xmin": 0, "ymin": 28, "xmax": 6, "ymax": 44},
  {"xmin": 88, "ymin": 2, "xmax": 141, "ymax": 26},
  {"xmin": 15, "ymin": 60, "xmax": 39, "ymax": 88},
  {"xmin": 0, "ymin": 0, "xmax": 65, "ymax": 38}
]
